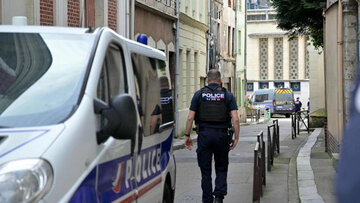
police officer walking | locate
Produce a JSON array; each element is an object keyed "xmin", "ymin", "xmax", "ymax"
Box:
[
  {"xmin": 294, "ymin": 97, "xmax": 302, "ymax": 113},
  {"xmin": 184, "ymin": 69, "xmax": 240, "ymax": 203}
]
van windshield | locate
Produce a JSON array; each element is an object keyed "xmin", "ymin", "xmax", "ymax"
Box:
[{"xmin": 0, "ymin": 33, "xmax": 95, "ymax": 128}]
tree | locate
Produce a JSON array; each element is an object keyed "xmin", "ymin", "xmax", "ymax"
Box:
[{"xmin": 270, "ymin": 0, "xmax": 325, "ymax": 48}]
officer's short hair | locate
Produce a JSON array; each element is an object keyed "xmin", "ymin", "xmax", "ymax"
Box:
[
  {"xmin": 160, "ymin": 76, "xmax": 169, "ymax": 88},
  {"xmin": 207, "ymin": 69, "xmax": 221, "ymax": 81}
]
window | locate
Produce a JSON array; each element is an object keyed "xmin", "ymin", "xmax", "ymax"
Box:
[
  {"xmin": 97, "ymin": 44, "xmax": 127, "ymax": 130},
  {"xmin": 228, "ymin": 26, "xmax": 231, "ymax": 56},
  {"xmin": 0, "ymin": 33, "xmax": 96, "ymax": 128},
  {"xmin": 132, "ymin": 54, "xmax": 174, "ymax": 136},
  {"xmin": 85, "ymin": 0, "xmax": 95, "ymax": 27},
  {"xmin": 247, "ymin": 14, "xmax": 266, "ymax": 21},
  {"xmin": 238, "ymin": 30, "xmax": 241, "ymax": 54},
  {"xmin": 247, "ymin": 82, "xmax": 254, "ymax": 92},
  {"xmin": 232, "ymin": 27, "xmax": 235, "ymax": 56},
  {"xmin": 259, "ymin": 82, "xmax": 269, "ymax": 89},
  {"xmin": 274, "ymin": 82, "xmax": 284, "ymax": 88},
  {"xmin": 186, "ymin": 50, "xmax": 191, "ymax": 106},
  {"xmin": 290, "ymin": 82, "xmax": 301, "ymax": 92}
]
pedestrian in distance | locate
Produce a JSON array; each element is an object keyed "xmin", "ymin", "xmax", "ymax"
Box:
[
  {"xmin": 184, "ymin": 69, "xmax": 240, "ymax": 203},
  {"xmin": 294, "ymin": 97, "xmax": 302, "ymax": 113}
]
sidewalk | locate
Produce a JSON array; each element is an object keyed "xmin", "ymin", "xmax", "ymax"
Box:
[{"xmin": 261, "ymin": 128, "xmax": 336, "ymax": 203}]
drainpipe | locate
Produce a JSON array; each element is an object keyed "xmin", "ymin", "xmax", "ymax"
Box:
[
  {"xmin": 131, "ymin": 0, "xmax": 135, "ymax": 39},
  {"xmin": 234, "ymin": 0, "xmax": 238, "ymax": 99},
  {"xmin": 244, "ymin": 0, "xmax": 248, "ymax": 107},
  {"xmin": 174, "ymin": 0, "xmax": 180, "ymax": 138},
  {"xmin": 207, "ymin": 0, "xmax": 211, "ymax": 72},
  {"xmin": 125, "ymin": 0, "xmax": 130, "ymax": 38},
  {"xmin": 337, "ymin": 0, "xmax": 344, "ymax": 140}
]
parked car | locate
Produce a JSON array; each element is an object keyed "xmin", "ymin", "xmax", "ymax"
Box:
[
  {"xmin": 249, "ymin": 88, "xmax": 294, "ymax": 117},
  {"xmin": 0, "ymin": 25, "xmax": 176, "ymax": 203}
]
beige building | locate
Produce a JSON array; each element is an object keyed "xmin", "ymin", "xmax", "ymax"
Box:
[
  {"xmin": 246, "ymin": 6, "xmax": 311, "ymax": 106},
  {"xmin": 219, "ymin": 0, "xmax": 236, "ymax": 93},
  {"xmin": 324, "ymin": 0, "xmax": 359, "ymax": 155},
  {"xmin": 236, "ymin": 0, "xmax": 247, "ymax": 121},
  {"xmin": 308, "ymin": 44, "xmax": 325, "ymax": 114},
  {"xmin": 177, "ymin": 0, "xmax": 208, "ymax": 136}
]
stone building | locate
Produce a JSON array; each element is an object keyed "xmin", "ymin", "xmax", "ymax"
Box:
[
  {"xmin": 176, "ymin": 0, "xmax": 208, "ymax": 136},
  {"xmin": 236, "ymin": 0, "xmax": 247, "ymax": 122},
  {"xmin": 218, "ymin": 0, "xmax": 236, "ymax": 93},
  {"xmin": 0, "ymin": 0, "xmax": 133, "ymax": 38},
  {"xmin": 323, "ymin": 0, "xmax": 359, "ymax": 155},
  {"xmin": 246, "ymin": 1, "xmax": 311, "ymax": 106}
]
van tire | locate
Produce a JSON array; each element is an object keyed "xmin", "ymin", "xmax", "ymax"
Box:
[
  {"xmin": 163, "ymin": 183, "xmax": 172, "ymax": 203},
  {"xmin": 285, "ymin": 114, "xmax": 290, "ymax": 118}
]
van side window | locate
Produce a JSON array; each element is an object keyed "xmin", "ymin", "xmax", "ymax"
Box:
[
  {"xmin": 132, "ymin": 53, "xmax": 167, "ymax": 136},
  {"xmin": 96, "ymin": 45, "xmax": 127, "ymax": 130},
  {"xmin": 255, "ymin": 94, "xmax": 268, "ymax": 102}
]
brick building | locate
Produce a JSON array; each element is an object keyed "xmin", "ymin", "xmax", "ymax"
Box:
[{"xmin": 0, "ymin": 0, "xmax": 133, "ymax": 38}]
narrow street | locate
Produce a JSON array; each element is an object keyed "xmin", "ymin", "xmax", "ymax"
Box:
[{"xmin": 174, "ymin": 118, "xmax": 293, "ymax": 203}]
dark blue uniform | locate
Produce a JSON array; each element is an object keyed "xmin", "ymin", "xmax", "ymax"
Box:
[
  {"xmin": 190, "ymin": 83, "xmax": 237, "ymax": 203},
  {"xmin": 294, "ymin": 100, "xmax": 302, "ymax": 112}
]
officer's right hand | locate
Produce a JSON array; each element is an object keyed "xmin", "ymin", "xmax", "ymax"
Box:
[
  {"xmin": 184, "ymin": 136, "xmax": 193, "ymax": 151},
  {"xmin": 230, "ymin": 138, "xmax": 238, "ymax": 150}
]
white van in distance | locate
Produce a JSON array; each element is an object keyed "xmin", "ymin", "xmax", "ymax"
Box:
[{"xmin": 0, "ymin": 26, "xmax": 176, "ymax": 203}]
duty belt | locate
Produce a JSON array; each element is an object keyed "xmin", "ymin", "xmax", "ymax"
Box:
[{"xmin": 198, "ymin": 127, "xmax": 228, "ymax": 133}]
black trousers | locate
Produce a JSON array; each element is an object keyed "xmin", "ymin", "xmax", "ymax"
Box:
[{"xmin": 197, "ymin": 129, "xmax": 230, "ymax": 203}]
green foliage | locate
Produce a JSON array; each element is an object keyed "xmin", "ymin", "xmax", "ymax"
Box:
[{"xmin": 269, "ymin": 0, "xmax": 325, "ymax": 48}]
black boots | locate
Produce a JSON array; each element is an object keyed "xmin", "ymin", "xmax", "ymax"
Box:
[{"xmin": 214, "ymin": 197, "xmax": 223, "ymax": 203}]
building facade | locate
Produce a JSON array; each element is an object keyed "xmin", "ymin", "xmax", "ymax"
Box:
[
  {"xmin": 246, "ymin": 1, "xmax": 310, "ymax": 106},
  {"xmin": 236, "ymin": 0, "xmax": 247, "ymax": 122},
  {"xmin": 219, "ymin": 0, "xmax": 236, "ymax": 93},
  {"xmin": 134, "ymin": 0, "xmax": 177, "ymax": 86},
  {"xmin": 324, "ymin": 0, "xmax": 359, "ymax": 155},
  {"xmin": 176, "ymin": 0, "xmax": 208, "ymax": 136},
  {"xmin": 0, "ymin": 0, "xmax": 133, "ymax": 38}
]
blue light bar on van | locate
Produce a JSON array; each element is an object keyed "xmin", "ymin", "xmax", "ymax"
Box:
[{"xmin": 137, "ymin": 34, "xmax": 148, "ymax": 45}]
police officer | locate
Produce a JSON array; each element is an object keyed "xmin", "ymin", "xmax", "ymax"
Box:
[
  {"xmin": 184, "ymin": 69, "xmax": 240, "ymax": 203},
  {"xmin": 160, "ymin": 76, "xmax": 174, "ymax": 124},
  {"xmin": 294, "ymin": 97, "xmax": 302, "ymax": 113}
]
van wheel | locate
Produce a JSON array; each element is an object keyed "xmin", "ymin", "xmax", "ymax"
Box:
[
  {"xmin": 163, "ymin": 183, "xmax": 172, "ymax": 203},
  {"xmin": 286, "ymin": 114, "xmax": 290, "ymax": 118}
]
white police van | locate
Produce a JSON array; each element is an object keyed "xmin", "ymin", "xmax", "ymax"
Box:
[{"xmin": 0, "ymin": 25, "xmax": 176, "ymax": 203}]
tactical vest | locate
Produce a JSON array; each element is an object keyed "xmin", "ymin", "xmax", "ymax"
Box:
[
  {"xmin": 196, "ymin": 86, "xmax": 231, "ymax": 123},
  {"xmin": 160, "ymin": 89, "xmax": 174, "ymax": 124}
]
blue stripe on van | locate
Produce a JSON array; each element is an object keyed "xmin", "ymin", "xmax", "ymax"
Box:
[
  {"xmin": 0, "ymin": 129, "xmax": 49, "ymax": 159},
  {"xmin": 70, "ymin": 131, "xmax": 174, "ymax": 202}
]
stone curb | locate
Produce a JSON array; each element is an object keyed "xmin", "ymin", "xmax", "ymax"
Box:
[{"xmin": 297, "ymin": 128, "xmax": 324, "ymax": 203}]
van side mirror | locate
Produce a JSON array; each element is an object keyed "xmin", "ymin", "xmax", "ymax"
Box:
[{"xmin": 94, "ymin": 94, "xmax": 137, "ymax": 153}]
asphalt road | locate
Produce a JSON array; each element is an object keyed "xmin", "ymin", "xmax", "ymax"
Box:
[{"xmin": 174, "ymin": 117, "xmax": 292, "ymax": 203}]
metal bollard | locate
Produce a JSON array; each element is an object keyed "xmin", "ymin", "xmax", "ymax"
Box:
[
  {"xmin": 273, "ymin": 119, "xmax": 280, "ymax": 154},
  {"xmin": 257, "ymin": 131, "xmax": 266, "ymax": 187},
  {"xmin": 253, "ymin": 142, "xmax": 261, "ymax": 202}
]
